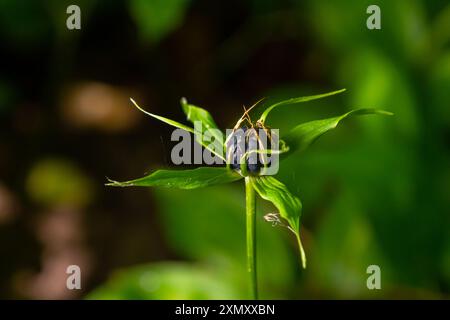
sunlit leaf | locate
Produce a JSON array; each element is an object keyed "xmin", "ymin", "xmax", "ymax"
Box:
[
  {"xmin": 180, "ymin": 97, "xmax": 221, "ymax": 135},
  {"xmin": 250, "ymin": 176, "xmax": 306, "ymax": 268},
  {"xmin": 258, "ymin": 88, "xmax": 347, "ymax": 123},
  {"xmin": 131, "ymin": 98, "xmax": 225, "ymax": 161},
  {"xmin": 283, "ymin": 108, "xmax": 393, "ymax": 154},
  {"xmin": 181, "ymin": 97, "xmax": 225, "ymax": 159},
  {"xmin": 106, "ymin": 167, "xmax": 242, "ymax": 189},
  {"xmin": 130, "ymin": 98, "xmax": 194, "ymax": 133}
]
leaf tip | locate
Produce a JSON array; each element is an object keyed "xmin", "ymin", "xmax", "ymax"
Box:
[
  {"xmin": 296, "ymin": 233, "xmax": 307, "ymax": 269},
  {"xmin": 180, "ymin": 97, "xmax": 191, "ymax": 118},
  {"xmin": 129, "ymin": 97, "xmax": 140, "ymax": 109},
  {"xmin": 129, "ymin": 97, "xmax": 159, "ymax": 120},
  {"xmin": 105, "ymin": 177, "xmax": 118, "ymax": 187},
  {"xmin": 129, "ymin": 97, "xmax": 142, "ymax": 111},
  {"xmin": 105, "ymin": 177, "xmax": 133, "ymax": 187}
]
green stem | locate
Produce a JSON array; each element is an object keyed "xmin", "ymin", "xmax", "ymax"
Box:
[{"xmin": 245, "ymin": 177, "xmax": 258, "ymax": 299}]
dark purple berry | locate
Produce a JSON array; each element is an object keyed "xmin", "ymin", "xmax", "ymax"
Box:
[{"xmin": 226, "ymin": 126, "xmax": 271, "ymax": 174}]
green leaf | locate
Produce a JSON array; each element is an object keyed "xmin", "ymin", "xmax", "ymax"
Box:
[
  {"xmin": 283, "ymin": 108, "xmax": 393, "ymax": 154},
  {"xmin": 106, "ymin": 167, "xmax": 242, "ymax": 189},
  {"xmin": 258, "ymin": 88, "xmax": 347, "ymax": 124},
  {"xmin": 131, "ymin": 98, "xmax": 225, "ymax": 161},
  {"xmin": 130, "ymin": 98, "xmax": 194, "ymax": 133},
  {"xmin": 250, "ymin": 176, "xmax": 306, "ymax": 268},
  {"xmin": 180, "ymin": 98, "xmax": 221, "ymax": 133},
  {"xmin": 180, "ymin": 98, "xmax": 225, "ymax": 157}
]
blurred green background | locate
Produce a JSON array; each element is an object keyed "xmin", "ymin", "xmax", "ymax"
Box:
[{"xmin": 0, "ymin": 0, "xmax": 449, "ymax": 299}]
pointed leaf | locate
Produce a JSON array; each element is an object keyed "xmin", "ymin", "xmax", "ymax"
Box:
[
  {"xmin": 106, "ymin": 167, "xmax": 242, "ymax": 189},
  {"xmin": 180, "ymin": 98, "xmax": 221, "ymax": 133},
  {"xmin": 283, "ymin": 108, "xmax": 393, "ymax": 154},
  {"xmin": 181, "ymin": 98, "xmax": 225, "ymax": 157},
  {"xmin": 130, "ymin": 98, "xmax": 194, "ymax": 133},
  {"xmin": 131, "ymin": 98, "xmax": 225, "ymax": 161},
  {"xmin": 250, "ymin": 176, "xmax": 306, "ymax": 268},
  {"xmin": 258, "ymin": 88, "xmax": 347, "ymax": 123}
]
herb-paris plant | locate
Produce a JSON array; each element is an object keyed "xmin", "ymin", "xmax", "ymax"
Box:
[{"xmin": 106, "ymin": 89, "xmax": 392, "ymax": 299}]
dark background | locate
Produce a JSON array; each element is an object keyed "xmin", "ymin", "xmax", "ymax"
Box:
[{"xmin": 0, "ymin": 0, "xmax": 449, "ymax": 299}]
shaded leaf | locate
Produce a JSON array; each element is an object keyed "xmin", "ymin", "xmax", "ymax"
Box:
[
  {"xmin": 106, "ymin": 167, "xmax": 242, "ymax": 189},
  {"xmin": 258, "ymin": 88, "xmax": 347, "ymax": 123},
  {"xmin": 283, "ymin": 108, "xmax": 393, "ymax": 154},
  {"xmin": 250, "ymin": 176, "xmax": 306, "ymax": 268}
]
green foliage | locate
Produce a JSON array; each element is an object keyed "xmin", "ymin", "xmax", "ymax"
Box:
[
  {"xmin": 180, "ymin": 98, "xmax": 226, "ymax": 159},
  {"xmin": 180, "ymin": 98, "xmax": 221, "ymax": 136},
  {"xmin": 154, "ymin": 186, "xmax": 296, "ymax": 296},
  {"xmin": 250, "ymin": 176, "xmax": 306, "ymax": 268},
  {"xmin": 108, "ymin": 91, "xmax": 390, "ymax": 279},
  {"xmin": 131, "ymin": 98, "xmax": 225, "ymax": 160},
  {"xmin": 258, "ymin": 88, "xmax": 347, "ymax": 124},
  {"xmin": 107, "ymin": 167, "xmax": 242, "ymax": 189},
  {"xmin": 1, "ymin": 0, "xmax": 446, "ymax": 300},
  {"xmin": 130, "ymin": 98, "xmax": 194, "ymax": 133},
  {"xmin": 283, "ymin": 108, "xmax": 393, "ymax": 154}
]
